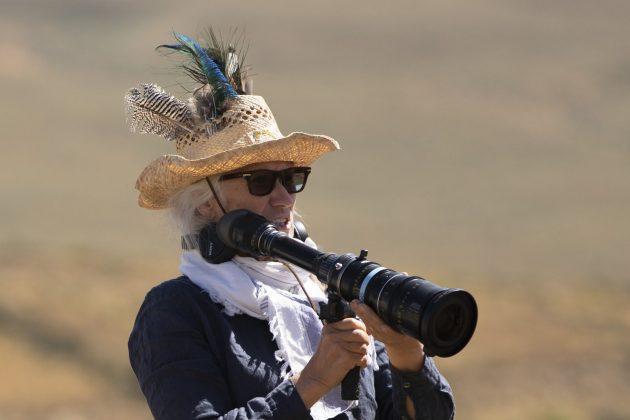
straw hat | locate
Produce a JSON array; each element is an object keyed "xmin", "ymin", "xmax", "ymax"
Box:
[{"xmin": 125, "ymin": 32, "xmax": 339, "ymax": 209}]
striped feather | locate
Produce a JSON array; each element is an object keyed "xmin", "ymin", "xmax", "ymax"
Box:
[
  {"xmin": 124, "ymin": 84, "xmax": 194, "ymax": 141},
  {"xmin": 226, "ymin": 49, "xmax": 239, "ymax": 79}
]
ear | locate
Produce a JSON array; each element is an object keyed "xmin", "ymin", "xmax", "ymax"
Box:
[
  {"xmin": 197, "ymin": 201, "xmax": 215, "ymax": 218},
  {"xmin": 197, "ymin": 199, "xmax": 226, "ymax": 221}
]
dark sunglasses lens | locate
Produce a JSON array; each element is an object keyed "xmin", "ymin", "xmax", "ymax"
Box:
[
  {"xmin": 248, "ymin": 172, "xmax": 276, "ymax": 196},
  {"xmin": 283, "ymin": 169, "xmax": 308, "ymax": 193}
]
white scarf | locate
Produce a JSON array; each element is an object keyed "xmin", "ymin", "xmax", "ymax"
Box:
[{"xmin": 180, "ymin": 247, "xmax": 364, "ymax": 419}]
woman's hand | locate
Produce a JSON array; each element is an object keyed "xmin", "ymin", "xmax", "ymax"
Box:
[
  {"xmin": 350, "ymin": 300, "xmax": 425, "ymax": 373},
  {"xmin": 292, "ymin": 317, "xmax": 371, "ymax": 408}
]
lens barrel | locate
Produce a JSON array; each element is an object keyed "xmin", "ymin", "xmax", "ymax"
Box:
[
  {"xmin": 217, "ymin": 210, "xmax": 478, "ymax": 357},
  {"xmin": 315, "ymin": 253, "xmax": 477, "ymax": 357}
]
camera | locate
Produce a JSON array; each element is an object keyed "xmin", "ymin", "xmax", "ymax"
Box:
[{"xmin": 217, "ymin": 209, "xmax": 478, "ymax": 358}]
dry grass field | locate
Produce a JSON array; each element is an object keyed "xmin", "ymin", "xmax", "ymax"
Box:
[{"xmin": 1, "ymin": 1, "xmax": 629, "ymax": 418}]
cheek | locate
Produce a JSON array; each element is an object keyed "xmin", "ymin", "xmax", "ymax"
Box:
[
  {"xmin": 223, "ymin": 187, "xmax": 270, "ymax": 214},
  {"xmin": 235, "ymin": 198, "xmax": 269, "ymax": 214}
]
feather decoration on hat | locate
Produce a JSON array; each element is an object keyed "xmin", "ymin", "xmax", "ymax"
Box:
[
  {"xmin": 157, "ymin": 28, "xmax": 251, "ymax": 120},
  {"xmin": 176, "ymin": 33, "xmax": 237, "ymax": 101},
  {"xmin": 124, "ymin": 83, "xmax": 194, "ymax": 141},
  {"xmin": 200, "ymin": 26, "xmax": 250, "ymax": 93},
  {"xmin": 225, "ymin": 47, "xmax": 239, "ymax": 80},
  {"xmin": 158, "ymin": 32, "xmax": 235, "ymax": 118}
]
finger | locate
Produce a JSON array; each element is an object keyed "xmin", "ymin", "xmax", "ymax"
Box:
[
  {"xmin": 350, "ymin": 303, "xmax": 401, "ymax": 345},
  {"xmin": 358, "ymin": 355, "xmax": 369, "ymax": 368},
  {"xmin": 343, "ymin": 354, "xmax": 369, "ymax": 370},
  {"xmin": 324, "ymin": 323, "xmax": 364, "ymax": 337},
  {"xmin": 350, "ymin": 301, "xmax": 396, "ymax": 334},
  {"xmin": 349, "ymin": 300, "xmax": 377, "ymax": 322},
  {"xmin": 327, "ymin": 317, "xmax": 367, "ymax": 332},
  {"xmin": 337, "ymin": 341, "xmax": 369, "ymax": 355},
  {"xmin": 341, "ymin": 352, "xmax": 369, "ymax": 368},
  {"xmin": 329, "ymin": 328, "xmax": 371, "ymax": 344}
]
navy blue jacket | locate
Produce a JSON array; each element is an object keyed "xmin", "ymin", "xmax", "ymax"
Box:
[{"xmin": 128, "ymin": 277, "xmax": 455, "ymax": 419}]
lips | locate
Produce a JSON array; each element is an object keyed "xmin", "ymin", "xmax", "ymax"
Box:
[{"xmin": 272, "ymin": 217, "xmax": 291, "ymax": 231}]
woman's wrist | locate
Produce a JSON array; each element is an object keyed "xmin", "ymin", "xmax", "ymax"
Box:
[
  {"xmin": 291, "ymin": 372, "xmax": 329, "ymax": 408},
  {"xmin": 386, "ymin": 340, "xmax": 425, "ymax": 372}
]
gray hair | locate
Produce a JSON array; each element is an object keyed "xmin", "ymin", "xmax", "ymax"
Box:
[{"xmin": 168, "ymin": 175, "xmax": 225, "ymax": 236}]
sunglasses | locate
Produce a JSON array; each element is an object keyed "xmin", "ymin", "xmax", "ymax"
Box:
[{"xmin": 220, "ymin": 167, "xmax": 312, "ymax": 196}]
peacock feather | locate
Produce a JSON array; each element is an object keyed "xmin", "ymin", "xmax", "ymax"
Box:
[
  {"xmin": 200, "ymin": 27, "xmax": 250, "ymax": 94},
  {"xmin": 157, "ymin": 28, "xmax": 251, "ymax": 121},
  {"xmin": 124, "ymin": 83, "xmax": 194, "ymax": 141}
]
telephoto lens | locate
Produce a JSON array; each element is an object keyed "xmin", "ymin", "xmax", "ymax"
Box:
[{"xmin": 217, "ymin": 209, "xmax": 478, "ymax": 357}]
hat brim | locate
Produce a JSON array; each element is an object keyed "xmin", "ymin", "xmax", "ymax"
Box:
[{"xmin": 135, "ymin": 132, "xmax": 340, "ymax": 209}]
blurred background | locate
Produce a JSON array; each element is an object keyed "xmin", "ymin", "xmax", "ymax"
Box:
[{"xmin": 1, "ymin": 0, "xmax": 629, "ymax": 418}]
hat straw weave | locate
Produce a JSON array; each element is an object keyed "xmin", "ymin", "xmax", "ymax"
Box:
[{"xmin": 133, "ymin": 95, "xmax": 339, "ymax": 209}]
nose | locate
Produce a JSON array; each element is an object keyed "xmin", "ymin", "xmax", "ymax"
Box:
[{"xmin": 269, "ymin": 179, "xmax": 295, "ymax": 208}]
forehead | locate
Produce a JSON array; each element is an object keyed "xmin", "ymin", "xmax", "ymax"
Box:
[{"xmin": 236, "ymin": 161, "xmax": 295, "ymax": 172}]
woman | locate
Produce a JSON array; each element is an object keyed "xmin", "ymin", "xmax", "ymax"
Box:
[{"xmin": 126, "ymin": 32, "xmax": 455, "ymax": 419}]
